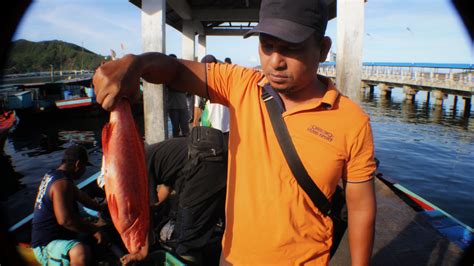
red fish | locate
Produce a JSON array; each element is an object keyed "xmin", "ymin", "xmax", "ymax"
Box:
[{"xmin": 101, "ymin": 100, "xmax": 149, "ymax": 260}]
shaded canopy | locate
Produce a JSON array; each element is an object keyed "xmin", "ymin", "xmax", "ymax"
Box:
[{"xmin": 130, "ymin": 0, "xmax": 337, "ymax": 36}]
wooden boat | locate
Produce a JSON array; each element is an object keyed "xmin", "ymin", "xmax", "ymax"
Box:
[
  {"xmin": 9, "ymin": 170, "xmax": 473, "ymax": 265},
  {"xmin": 331, "ymin": 174, "xmax": 472, "ymax": 265},
  {"xmin": 376, "ymin": 173, "xmax": 473, "ymax": 250},
  {"xmin": 55, "ymin": 96, "xmax": 95, "ymax": 109},
  {"xmin": 0, "ymin": 110, "xmax": 17, "ymax": 151},
  {"xmin": 9, "ymin": 171, "xmax": 186, "ymax": 266}
]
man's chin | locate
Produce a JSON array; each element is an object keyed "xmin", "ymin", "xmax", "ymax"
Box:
[{"xmin": 270, "ymin": 83, "xmax": 292, "ymax": 95}]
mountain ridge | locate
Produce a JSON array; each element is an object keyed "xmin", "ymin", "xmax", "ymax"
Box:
[{"xmin": 5, "ymin": 39, "xmax": 106, "ymax": 74}]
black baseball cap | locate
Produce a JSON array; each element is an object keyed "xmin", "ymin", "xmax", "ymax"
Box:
[
  {"xmin": 62, "ymin": 145, "xmax": 93, "ymax": 166},
  {"xmin": 201, "ymin": 54, "xmax": 218, "ymax": 63},
  {"xmin": 243, "ymin": 0, "xmax": 328, "ymax": 43}
]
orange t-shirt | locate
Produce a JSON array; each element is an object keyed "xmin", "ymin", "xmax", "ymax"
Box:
[{"xmin": 206, "ymin": 63, "xmax": 376, "ymax": 265}]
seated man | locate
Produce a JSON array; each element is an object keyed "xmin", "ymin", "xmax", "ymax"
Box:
[
  {"xmin": 31, "ymin": 145, "xmax": 105, "ymax": 266},
  {"xmin": 146, "ymin": 126, "xmax": 227, "ymax": 265}
]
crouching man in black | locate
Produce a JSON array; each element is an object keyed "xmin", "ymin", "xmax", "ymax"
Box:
[{"xmin": 146, "ymin": 126, "xmax": 227, "ymax": 265}]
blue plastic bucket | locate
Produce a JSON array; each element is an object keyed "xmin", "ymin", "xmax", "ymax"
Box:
[
  {"xmin": 63, "ymin": 90, "xmax": 71, "ymax": 100},
  {"xmin": 85, "ymin": 87, "xmax": 94, "ymax": 97}
]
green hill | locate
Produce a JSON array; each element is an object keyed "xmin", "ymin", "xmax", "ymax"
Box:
[{"xmin": 5, "ymin": 39, "xmax": 107, "ymax": 74}]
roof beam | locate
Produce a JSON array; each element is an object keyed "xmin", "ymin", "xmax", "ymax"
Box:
[
  {"xmin": 193, "ymin": 9, "xmax": 259, "ymax": 22},
  {"xmin": 193, "ymin": 20, "xmax": 204, "ymax": 35},
  {"xmin": 204, "ymin": 29, "xmax": 251, "ymax": 36},
  {"xmin": 167, "ymin": 0, "xmax": 192, "ymax": 20}
]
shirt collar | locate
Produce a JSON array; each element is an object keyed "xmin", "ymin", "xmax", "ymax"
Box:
[{"xmin": 318, "ymin": 75, "xmax": 339, "ymax": 110}]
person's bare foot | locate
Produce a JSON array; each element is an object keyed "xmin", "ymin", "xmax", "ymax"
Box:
[
  {"xmin": 119, "ymin": 235, "xmax": 149, "ymax": 265},
  {"xmin": 120, "ymin": 252, "xmax": 144, "ymax": 265}
]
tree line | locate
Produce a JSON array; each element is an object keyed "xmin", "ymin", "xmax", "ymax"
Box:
[{"xmin": 5, "ymin": 39, "xmax": 107, "ymax": 74}]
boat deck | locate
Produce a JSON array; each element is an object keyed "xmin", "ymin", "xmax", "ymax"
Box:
[
  {"xmin": 331, "ymin": 178, "xmax": 464, "ymax": 266},
  {"xmin": 6, "ymin": 172, "xmax": 470, "ymax": 265}
]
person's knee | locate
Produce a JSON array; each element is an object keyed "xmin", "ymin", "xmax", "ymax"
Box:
[{"xmin": 68, "ymin": 243, "xmax": 91, "ymax": 265}]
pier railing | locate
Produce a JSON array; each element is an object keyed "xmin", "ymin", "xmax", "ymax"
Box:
[{"xmin": 318, "ymin": 63, "xmax": 473, "ymax": 96}]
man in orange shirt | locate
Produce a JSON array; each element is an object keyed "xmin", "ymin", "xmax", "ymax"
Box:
[{"xmin": 93, "ymin": 0, "xmax": 376, "ymax": 264}]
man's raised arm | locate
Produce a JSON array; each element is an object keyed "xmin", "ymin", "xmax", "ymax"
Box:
[{"xmin": 93, "ymin": 52, "xmax": 207, "ymax": 111}]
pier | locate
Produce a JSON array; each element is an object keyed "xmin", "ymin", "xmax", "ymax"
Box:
[
  {"xmin": 319, "ymin": 62, "xmax": 473, "ymax": 113},
  {"xmin": 1, "ymin": 71, "xmax": 93, "ymax": 88},
  {"xmin": 2, "ymin": 0, "xmax": 473, "ymax": 265}
]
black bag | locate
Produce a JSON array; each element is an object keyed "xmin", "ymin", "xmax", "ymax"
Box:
[
  {"xmin": 188, "ymin": 126, "xmax": 226, "ymax": 163},
  {"xmin": 261, "ymin": 84, "xmax": 348, "ymax": 258}
]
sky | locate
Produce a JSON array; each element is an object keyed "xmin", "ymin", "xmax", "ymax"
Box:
[{"xmin": 13, "ymin": 0, "xmax": 473, "ymax": 68}]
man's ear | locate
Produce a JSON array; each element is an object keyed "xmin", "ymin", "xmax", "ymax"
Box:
[
  {"xmin": 319, "ymin": 36, "xmax": 332, "ymax": 63},
  {"xmin": 74, "ymin": 160, "xmax": 81, "ymax": 170}
]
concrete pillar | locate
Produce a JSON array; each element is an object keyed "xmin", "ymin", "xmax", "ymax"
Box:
[
  {"xmin": 369, "ymin": 85, "xmax": 375, "ymax": 95},
  {"xmin": 182, "ymin": 20, "xmax": 195, "ymax": 61},
  {"xmin": 360, "ymin": 81, "xmax": 369, "ymax": 93},
  {"xmin": 403, "ymin": 85, "xmax": 417, "ymax": 102},
  {"xmin": 464, "ymin": 97, "xmax": 472, "ymax": 117},
  {"xmin": 433, "ymin": 104, "xmax": 443, "ymax": 123},
  {"xmin": 453, "ymin": 96, "xmax": 458, "ymax": 111},
  {"xmin": 426, "ymin": 91, "xmax": 430, "ymax": 104},
  {"xmin": 378, "ymin": 83, "xmax": 392, "ymax": 97},
  {"xmin": 336, "ymin": 0, "xmax": 365, "ymax": 101},
  {"xmin": 197, "ymin": 34, "xmax": 206, "ymax": 62},
  {"xmin": 433, "ymin": 90, "xmax": 445, "ymax": 106},
  {"xmin": 141, "ymin": 0, "xmax": 167, "ymax": 145}
]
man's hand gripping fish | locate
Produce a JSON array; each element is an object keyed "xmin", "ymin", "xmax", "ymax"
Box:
[{"xmin": 101, "ymin": 100, "xmax": 149, "ymax": 262}]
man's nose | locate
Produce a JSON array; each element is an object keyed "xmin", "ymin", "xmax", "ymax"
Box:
[{"xmin": 269, "ymin": 52, "xmax": 286, "ymax": 70}]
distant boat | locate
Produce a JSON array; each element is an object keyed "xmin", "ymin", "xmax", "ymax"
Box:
[
  {"xmin": 0, "ymin": 110, "xmax": 17, "ymax": 151},
  {"xmin": 55, "ymin": 96, "xmax": 95, "ymax": 109},
  {"xmin": 55, "ymin": 86, "xmax": 96, "ymax": 110}
]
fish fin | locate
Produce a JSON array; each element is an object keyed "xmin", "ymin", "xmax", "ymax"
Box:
[{"xmin": 97, "ymin": 157, "xmax": 106, "ymax": 189}]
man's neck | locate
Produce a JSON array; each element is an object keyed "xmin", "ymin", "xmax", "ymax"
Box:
[
  {"xmin": 57, "ymin": 165, "xmax": 73, "ymax": 177},
  {"xmin": 278, "ymin": 77, "xmax": 327, "ymax": 111}
]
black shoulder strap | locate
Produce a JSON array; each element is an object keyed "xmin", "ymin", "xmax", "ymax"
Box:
[{"xmin": 261, "ymin": 84, "xmax": 332, "ymax": 216}]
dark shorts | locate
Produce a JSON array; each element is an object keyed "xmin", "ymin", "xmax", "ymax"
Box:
[{"xmin": 174, "ymin": 188, "xmax": 226, "ymax": 256}]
